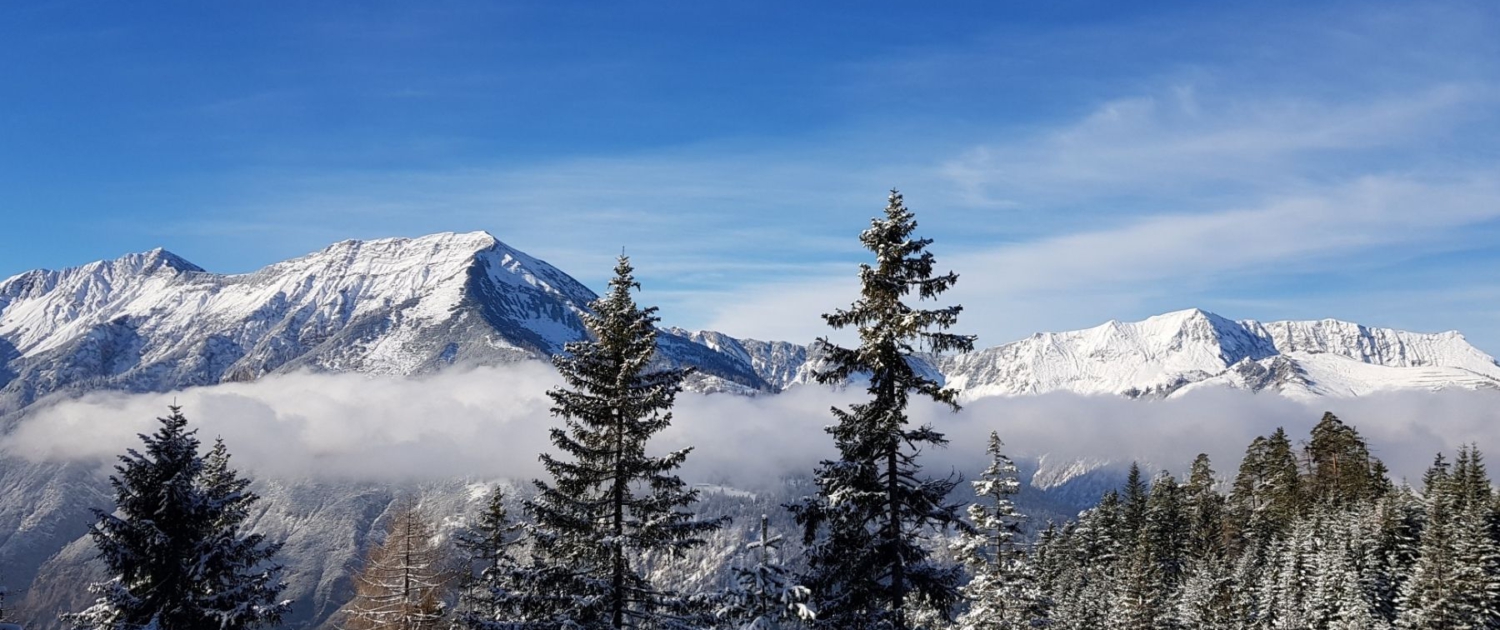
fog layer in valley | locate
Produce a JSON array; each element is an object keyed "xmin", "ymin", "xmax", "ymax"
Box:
[{"xmin": 6, "ymin": 362, "xmax": 1499, "ymax": 486}]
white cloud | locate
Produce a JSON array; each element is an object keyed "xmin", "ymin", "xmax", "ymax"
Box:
[
  {"xmin": 6, "ymin": 364, "xmax": 1500, "ymax": 488},
  {"xmin": 936, "ymin": 85, "xmax": 1486, "ymax": 207}
]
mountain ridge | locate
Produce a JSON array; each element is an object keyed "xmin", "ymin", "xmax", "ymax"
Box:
[{"xmin": 4, "ymin": 233, "xmax": 1498, "ymax": 417}]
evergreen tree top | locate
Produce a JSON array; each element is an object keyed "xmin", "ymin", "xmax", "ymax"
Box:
[
  {"xmin": 526, "ymin": 254, "xmax": 720, "ymax": 630},
  {"xmin": 67, "ymin": 406, "xmax": 287, "ymax": 630},
  {"xmin": 816, "ymin": 190, "xmax": 976, "ymax": 410},
  {"xmin": 790, "ymin": 191, "xmax": 970, "ymax": 630}
]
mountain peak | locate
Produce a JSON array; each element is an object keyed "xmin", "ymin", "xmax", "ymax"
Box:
[
  {"xmin": 1154, "ymin": 307, "xmax": 1212, "ymax": 319},
  {"xmin": 308, "ymin": 230, "xmax": 501, "ymax": 260},
  {"xmin": 1147, "ymin": 307, "xmax": 1237, "ymax": 327},
  {"xmin": 118, "ymin": 247, "xmax": 205, "ymax": 275}
]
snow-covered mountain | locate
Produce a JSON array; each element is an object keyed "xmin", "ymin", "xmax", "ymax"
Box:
[
  {"xmin": 3, "ymin": 233, "xmax": 1496, "ymax": 417},
  {"xmin": 937, "ymin": 308, "xmax": 1500, "ymax": 401},
  {"xmin": 0, "ymin": 231, "xmax": 775, "ymax": 421},
  {"xmin": 4, "ymin": 232, "xmax": 1500, "ymax": 629}
]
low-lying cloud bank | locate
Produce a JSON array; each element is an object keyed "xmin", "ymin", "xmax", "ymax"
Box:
[{"xmin": 4, "ymin": 363, "xmax": 1499, "ymax": 487}]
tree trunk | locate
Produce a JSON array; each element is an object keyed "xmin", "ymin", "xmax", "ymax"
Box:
[
  {"xmin": 889, "ymin": 438, "xmax": 905, "ymax": 630},
  {"xmin": 612, "ymin": 407, "xmax": 627, "ymax": 629}
]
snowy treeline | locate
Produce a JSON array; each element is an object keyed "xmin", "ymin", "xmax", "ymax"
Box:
[{"xmin": 1022, "ymin": 412, "xmax": 1500, "ymax": 630}]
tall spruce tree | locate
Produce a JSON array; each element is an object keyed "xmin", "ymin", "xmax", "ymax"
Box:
[
  {"xmin": 953, "ymin": 433, "xmax": 1042, "ymax": 630},
  {"xmin": 1045, "ymin": 499, "xmax": 1119, "ymax": 630},
  {"xmin": 1447, "ymin": 446, "xmax": 1500, "ymax": 628},
  {"xmin": 1183, "ymin": 454, "xmax": 1227, "ymax": 563},
  {"xmin": 1397, "ymin": 455, "xmax": 1464, "ymax": 629},
  {"xmin": 1369, "ymin": 486, "xmax": 1424, "ymax": 624},
  {"xmin": 64, "ymin": 407, "xmax": 288, "ymax": 630},
  {"xmin": 1174, "ymin": 557, "xmax": 1236, "ymax": 630},
  {"xmin": 521, "ymin": 255, "xmax": 722, "ymax": 630},
  {"xmin": 1120, "ymin": 464, "xmax": 1149, "ymax": 549},
  {"xmin": 1112, "ymin": 472, "xmax": 1187, "ymax": 630},
  {"xmin": 789, "ymin": 190, "xmax": 975, "ymax": 630}
]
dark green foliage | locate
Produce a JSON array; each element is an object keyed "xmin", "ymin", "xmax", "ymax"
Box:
[
  {"xmin": 789, "ymin": 190, "xmax": 975, "ymax": 630},
  {"xmin": 64, "ymin": 408, "xmax": 287, "ymax": 630},
  {"xmin": 1183, "ymin": 454, "xmax": 1228, "ymax": 563},
  {"xmin": 1120, "ymin": 464, "xmax": 1149, "ymax": 549},
  {"xmin": 456, "ymin": 488, "xmax": 526, "ymax": 629},
  {"xmin": 1303, "ymin": 412, "xmax": 1386, "ymax": 505},
  {"xmin": 522, "ymin": 256, "xmax": 723, "ymax": 630},
  {"xmin": 1226, "ymin": 428, "xmax": 1303, "ymax": 551}
]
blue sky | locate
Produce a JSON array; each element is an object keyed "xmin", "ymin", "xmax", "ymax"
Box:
[{"xmin": 4, "ymin": 1, "xmax": 1500, "ymax": 351}]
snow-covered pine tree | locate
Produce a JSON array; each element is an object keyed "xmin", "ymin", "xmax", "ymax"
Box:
[
  {"xmin": 1041, "ymin": 494, "xmax": 1121, "ymax": 630},
  {"xmin": 521, "ymin": 255, "xmax": 723, "ymax": 630},
  {"xmin": 455, "ymin": 487, "xmax": 525, "ymax": 630},
  {"xmin": 1256, "ymin": 516, "xmax": 1316, "ymax": 629},
  {"xmin": 1029, "ymin": 524, "xmax": 1062, "ymax": 620},
  {"xmin": 1368, "ymin": 486, "xmax": 1423, "ymax": 624},
  {"xmin": 717, "ymin": 515, "xmax": 815, "ymax": 630},
  {"xmin": 1174, "ymin": 557, "xmax": 1235, "ymax": 630},
  {"xmin": 1182, "ymin": 454, "xmax": 1226, "ymax": 564},
  {"xmin": 1449, "ymin": 445, "xmax": 1500, "ymax": 627},
  {"xmin": 1396, "ymin": 455, "xmax": 1463, "ymax": 629},
  {"xmin": 1119, "ymin": 464, "xmax": 1149, "ymax": 551},
  {"xmin": 64, "ymin": 407, "xmax": 288, "ymax": 630},
  {"xmin": 193, "ymin": 438, "xmax": 290, "ymax": 630},
  {"xmin": 1110, "ymin": 472, "xmax": 1186, "ymax": 630},
  {"xmin": 342, "ymin": 501, "xmax": 449, "ymax": 630},
  {"xmin": 1304, "ymin": 507, "xmax": 1384, "ymax": 630},
  {"xmin": 1303, "ymin": 412, "xmax": 1385, "ymax": 505},
  {"xmin": 1228, "ymin": 534, "xmax": 1272, "ymax": 629},
  {"xmin": 953, "ymin": 433, "xmax": 1042, "ymax": 630},
  {"xmin": 1226, "ymin": 428, "xmax": 1303, "ymax": 556},
  {"xmin": 788, "ymin": 190, "xmax": 975, "ymax": 630},
  {"xmin": 1175, "ymin": 456, "xmax": 1239, "ymax": 628}
]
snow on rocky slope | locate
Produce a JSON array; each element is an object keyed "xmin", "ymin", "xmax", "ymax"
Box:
[
  {"xmin": 3, "ymin": 235, "xmax": 1493, "ymax": 415},
  {"xmin": 936, "ymin": 308, "xmax": 1500, "ymax": 401},
  {"xmin": 0, "ymin": 231, "xmax": 784, "ymax": 422}
]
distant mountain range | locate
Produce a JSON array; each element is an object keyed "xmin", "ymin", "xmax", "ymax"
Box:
[
  {"xmin": 2, "ymin": 230, "xmax": 1496, "ymax": 419},
  {"xmin": 3, "ymin": 231, "xmax": 1498, "ymax": 629}
]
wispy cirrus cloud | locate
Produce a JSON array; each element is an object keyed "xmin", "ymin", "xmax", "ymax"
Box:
[{"xmin": 703, "ymin": 79, "xmax": 1500, "ymax": 347}]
